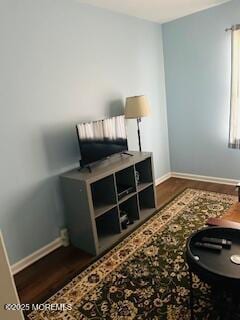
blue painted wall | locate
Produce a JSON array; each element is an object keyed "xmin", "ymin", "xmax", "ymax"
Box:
[
  {"xmin": 163, "ymin": 0, "xmax": 240, "ymax": 179},
  {"xmin": 0, "ymin": 0, "xmax": 170, "ymax": 263}
]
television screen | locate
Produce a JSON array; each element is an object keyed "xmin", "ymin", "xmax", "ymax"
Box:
[{"xmin": 76, "ymin": 115, "xmax": 128, "ymax": 167}]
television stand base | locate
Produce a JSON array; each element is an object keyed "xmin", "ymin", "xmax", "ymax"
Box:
[
  {"xmin": 78, "ymin": 152, "xmax": 133, "ymax": 172},
  {"xmin": 121, "ymin": 151, "xmax": 134, "ymax": 157},
  {"xmin": 86, "ymin": 165, "xmax": 92, "ymax": 173},
  {"xmin": 78, "ymin": 162, "xmax": 92, "ymax": 173}
]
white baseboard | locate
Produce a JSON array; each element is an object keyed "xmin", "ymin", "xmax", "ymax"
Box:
[
  {"xmin": 10, "ymin": 171, "xmax": 238, "ymax": 275},
  {"xmin": 10, "ymin": 175, "xmax": 171, "ymax": 275},
  {"xmin": 171, "ymin": 172, "xmax": 239, "ymax": 186},
  {"xmin": 11, "ymin": 238, "xmax": 62, "ymax": 275},
  {"xmin": 155, "ymin": 172, "xmax": 171, "ymax": 186}
]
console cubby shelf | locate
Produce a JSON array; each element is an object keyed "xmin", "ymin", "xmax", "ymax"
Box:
[
  {"xmin": 118, "ymin": 191, "xmax": 137, "ymax": 205},
  {"xmin": 137, "ymin": 181, "xmax": 153, "ymax": 192},
  {"xmin": 61, "ymin": 151, "xmax": 157, "ymax": 256}
]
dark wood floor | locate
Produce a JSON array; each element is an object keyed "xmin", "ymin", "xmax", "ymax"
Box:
[{"xmin": 14, "ymin": 177, "xmax": 238, "ymax": 308}]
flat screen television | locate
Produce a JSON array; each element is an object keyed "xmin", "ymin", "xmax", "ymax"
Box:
[{"xmin": 76, "ymin": 115, "xmax": 128, "ymax": 167}]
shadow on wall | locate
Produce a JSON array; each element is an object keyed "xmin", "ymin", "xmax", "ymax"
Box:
[
  {"xmin": 41, "ymin": 122, "xmax": 80, "ymax": 173},
  {"xmin": 107, "ymin": 99, "xmax": 125, "ymax": 117},
  {"xmin": 41, "ymin": 100, "xmax": 125, "ymax": 174}
]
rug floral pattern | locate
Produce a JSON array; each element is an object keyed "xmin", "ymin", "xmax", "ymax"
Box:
[{"xmin": 28, "ymin": 189, "xmax": 237, "ymax": 320}]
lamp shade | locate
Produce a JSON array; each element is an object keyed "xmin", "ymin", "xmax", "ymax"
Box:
[{"xmin": 124, "ymin": 95, "xmax": 151, "ymax": 119}]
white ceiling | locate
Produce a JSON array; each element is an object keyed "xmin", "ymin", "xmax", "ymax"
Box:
[{"xmin": 77, "ymin": 0, "xmax": 230, "ymax": 23}]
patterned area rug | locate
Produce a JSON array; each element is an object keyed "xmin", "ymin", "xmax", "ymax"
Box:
[{"xmin": 29, "ymin": 189, "xmax": 237, "ymax": 320}]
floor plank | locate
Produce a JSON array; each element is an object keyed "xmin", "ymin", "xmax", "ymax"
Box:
[{"xmin": 14, "ymin": 177, "xmax": 238, "ymax": 307}]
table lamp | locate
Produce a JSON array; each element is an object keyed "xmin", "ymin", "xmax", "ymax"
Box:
[{"xmin": 124, "ymin": 95, "xmax": 151, "ymax": 152}]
